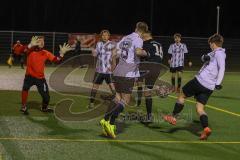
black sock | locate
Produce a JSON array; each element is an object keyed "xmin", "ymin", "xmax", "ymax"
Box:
[
  {"xmin": 90, "ymin": 89, "xmax": 97, "ymax": 103},
  {"xmin": 104, "ymin": 100, "xmax": 117, "ymax": 121},
  {"xmin": 177, "ymin": 77, "xmax": 182, "ymax": 88},
  {"xmin": 172, "ymin": 102, "xmax": 184, "ymax": 116},
  {"xmin": 145, "ymin": 96, "xmax": 152, "ymax": 120},
  {"xmin": 171, "ymin": 77, "xmax": 175, "ymax": 86},
  {"xmin": 137, "ymin": 87, "xmax": 143, "ymax": 106},
  {"xmin": 110, "ymin": 102, "xmax": 125, "ymax": 125},
  {"xmin": 200, "ymin": 114, "xmax": 208, "ymax": 128}
]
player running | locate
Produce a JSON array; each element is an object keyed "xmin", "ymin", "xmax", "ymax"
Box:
[
  {"xmin": 87, "ymin": 30, "xmax": 116, "ymax": 109},
  {"xmin": 136, "ymin": 31, "xmax": 163, "ymax": 122},
  {"xmin": 164, "ymin": 34, "xmax": 226, "ymax": 140},
  {"xmin": 99, "ymin": 22, "xmax": 148, "ymax": 138},
  {"xmin": 168, "ymin": 33, "xmax": 192, "ymax": 93},
  {"xmin": 18, "ymin": 36, "xmax": 72, "ymax": 115}
]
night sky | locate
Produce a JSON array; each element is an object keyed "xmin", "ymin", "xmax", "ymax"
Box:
[{"xmin": 1, "ymin": 0, "xmax": 239, "ymax": 38}]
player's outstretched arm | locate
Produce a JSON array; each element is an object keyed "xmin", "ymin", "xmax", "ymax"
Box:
[{"xmin": 59, "ymin": 43, "xmax": 72, "ymax": 57}]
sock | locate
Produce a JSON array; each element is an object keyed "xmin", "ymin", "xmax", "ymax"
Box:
[
  {"xmin": 145, "ymin": 96, "xmax": 152, "ymax": 120},
  {"xmin": 110, "ymin": 101, "xmax": 125, "ymax": 125},
  {"xmin": 200, "ymin": 114, "xmax": 208, "ymax": 128},
  {"xmin": 90, "ymin": 89, "xmax": 97, "ymax": 103},
  {"xmin": 177, "ymin": 77, "xmax": 182, "ymax": 88},
  {"xmin": 172, "ymin": 102, "xmax": 184, "ymax": 116},
  {"xmin": 22, "ymin": 90, "xmax": 28, "ymax": 107},
  {"xmin": 104, "ymin": 100, "xmax": 117, "ymax": 121},
  {"xmin": 171, "ymin": 77, "xmax": 175, "ymax": 87},
  {"xmin": 137, "ymin": 87, "xmax": 143, "ymax": 106}
]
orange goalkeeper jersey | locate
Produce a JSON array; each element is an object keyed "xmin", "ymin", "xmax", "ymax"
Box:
[{"xmin": 25, "ymin": 47, "xmax": 61, "ymax": 79}]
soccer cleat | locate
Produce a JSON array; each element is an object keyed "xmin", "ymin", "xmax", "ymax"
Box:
[
  {"xmin": 20, "ymin": 106, "xmax": 29, "ymax": 115},
  {"xmin": 104, "ymin": 122, "xmax": 116, "ymax": 139},
  {"xmin": 41, "ymin": 105, "xmax": 53, "ymax": 113},
  {"xmin": 163, "ymin": 115, "xmax": 177, "ymax": 125},
  {"xmin": 200, "ymin": 127, "xmax": 212, "ymax": 140},
  {"xmin": 100, "ymin": 119, "xmax": 108, "ymax": 137},
  {"xmin": 87, "ymin": 103, "xmax": 95, "ymax": 109}
]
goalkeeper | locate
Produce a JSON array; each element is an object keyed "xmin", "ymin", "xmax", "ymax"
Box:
[
  {"xmin": 19, "ymin": 36, "xmax": 72, "ymax": 115},
  {"xmin": 163, "ymin": 34, "xmax": 226, "ymax": 140}
]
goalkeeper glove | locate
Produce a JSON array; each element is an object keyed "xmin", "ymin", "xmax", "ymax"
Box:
[
  {"xmin": 59, "ymin": 43, "xmax": 72, "ymax": 57},
  {"xmin": 201, "ymin": 54, "xmax": 210, "ymax": 63},
  {"xmin": 215, "ymin": 85, "xmax": 222, "ymax": 90},
  {"xmin": 28, "ymin": 36, "xmax": 39, "ymax": 48}
]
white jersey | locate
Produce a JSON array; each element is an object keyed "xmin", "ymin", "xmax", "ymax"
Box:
[
  {"xmin": 196, "ymin": 48, "xmax": 226, "ymax": 90},
  {"xmin": 95, "ymin": 40, "xmax": 115, "ymax": 74},
  {"xmin": 168, "ymin": 43, "xmax": 188, "ymax": 67},
  {"xmin": 113, "ymin": 32, "xmax": 143, "ymax": 78}
]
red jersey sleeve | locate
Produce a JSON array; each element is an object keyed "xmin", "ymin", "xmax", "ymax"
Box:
[{"xmin": 45, "ymin": 50, "xmax": 62, "ymax": 63}]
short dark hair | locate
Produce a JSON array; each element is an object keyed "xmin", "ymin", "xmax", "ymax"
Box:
[
  {"xmin": 100, "ymin": 30, "xmax": 110, "ymax": 37},
  {"xmin": 208, "ymin": 33, "xmax": 224, "ymax": 47},
  {"xmin": 136, "ymin": 22, "xmax": 148, "ymax": 33},
  {"xmin": 173, "ymin": 33, "xmax": 181, "ymax": 38}
]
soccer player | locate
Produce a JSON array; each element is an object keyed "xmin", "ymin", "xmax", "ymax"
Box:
[
  {"xmin": 100, "ymin": 22, "xmax": 148, "ymax": 138},
  {"xmin": 9, "ymin": 40, "xmax": 25, "ymax": 69},
  {"xmin": 19, "ymin": 36, "xmax": 72, "ymax": 115},
  {"xmin": 168, "ymin": 33, "xmax": 192, "ymax": 93},
  {"xmin": 164, "ymin": 34, "xmax": 226, "ymax": 140},
  {"xmin": 136, "ymin": 31, "xmax": 163, "ymax": 122},
  {"xmin": 87, "ymin": 30, "xmax": 116, "ymax": 109}
]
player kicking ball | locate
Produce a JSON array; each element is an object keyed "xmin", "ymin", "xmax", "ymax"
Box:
[
  {"xmin": 19, "ymin": 36, "xmax": 72, "ymax": 115},
  {"xmin": 99, "ymin": 22, "xmax": 148, "ymax": 138},
  {"xmin": 87, "ymin": 30, "xmax": 116, "ymax": 109},
  {"xmin": 164, "ymin": 34, "xmax": 226, "ymax": 140}
]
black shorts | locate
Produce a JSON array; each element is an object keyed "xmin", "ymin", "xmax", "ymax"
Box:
[
  {"xmin": 93, "ymin": 72, "xmax": 113, "ymax": 85},
  {"xmin": 138, "ymin": 62, "xmax": 161, "ymax": 89},
  {"xmin": 170, "ymin": 66, "xmax": 184, "ymax": 73},
  {"xmin": 22, "ymin": 75, "xmax": 50, "ymax": 103},
  {"xmin": 13, "ymin": 54, "xmax": 24, "ymax": 62},
  {"xmin": 182, "ymin": 78, "xmax": 213, "ymax": 105},
  {"xmin": 114, "ymin": 76, "xmax": 135, "ymax": 94}
]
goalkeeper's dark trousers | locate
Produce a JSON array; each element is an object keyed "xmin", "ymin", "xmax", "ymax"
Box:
[{"xmin": 22, "ymin": 75, "xmax": 50, "ymax": 108}]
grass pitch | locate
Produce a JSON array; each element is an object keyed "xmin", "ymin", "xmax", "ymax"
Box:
[{"xmin": 0, "ymin": 66, "xmax": 240, "ymax": 160}]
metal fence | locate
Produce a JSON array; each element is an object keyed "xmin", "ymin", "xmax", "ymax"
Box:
[{"xmin": 0, "ymin": 31, "xmax": 239, "ymax": 70}]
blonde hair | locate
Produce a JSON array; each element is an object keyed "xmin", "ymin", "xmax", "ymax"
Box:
[{"xmin": 136, "ymin": 22, "xmax": 148, "ymax": 33}]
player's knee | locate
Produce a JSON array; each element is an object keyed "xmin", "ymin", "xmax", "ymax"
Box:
[
  {"xmin": 144, "ymin": 90, "xmax": 151, "ymax": 97},
  {"xmin": 196, "ymin": 107, "xmax": 205, "ymax": 116},
  {"xmin": 22, "ymin": 86, "xmax": 30, "ymax": 91},
  {"xmin": 92, "ymin": 84, "xmax": 100, "ymax": 90},
  {"xmin": 177, "ymin": 94, "xmax": 185, "ymax": 104},
  {"xmin": 177, "ymin": 72, "xmax": 182, "ymax": 77},
  {"xmin": 196, "ymin": 103, "xmax": 206, "ymax": 115}
]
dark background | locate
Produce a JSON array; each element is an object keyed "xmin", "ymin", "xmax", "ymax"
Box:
[{"xmin": 0, "ymin": 0, "xmax": 239, "ymax": 38}]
